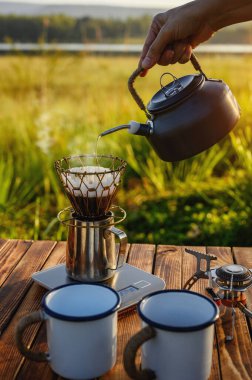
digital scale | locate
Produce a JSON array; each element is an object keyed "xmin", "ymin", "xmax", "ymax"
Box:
[{"xmin": 32, "ymin": 264, "xmax": 166, "ymax": 313}]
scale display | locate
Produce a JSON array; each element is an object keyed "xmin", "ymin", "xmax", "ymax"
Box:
[
  {"xmin": 32, "ymin": 263, "xmax": 165, "ymax": 312},
  {"xmin": 119, "ymin": 285, "xmax": 138, "ymax": 297}
]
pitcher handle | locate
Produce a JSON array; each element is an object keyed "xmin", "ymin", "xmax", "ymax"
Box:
[
  {"xmin": 123, "ymin": 325, "xmax": 156, "ymax": 380},
  {"xmin": 15, "ymin": 310, "xmax": 49, "ymax": 362},
  {"xmin": 108, "ymin": 226, "xmax": 128, "ymax": 268},
  {"xmin": 128, "ymin": 53, "xmax": 207, "ymax": 118}
]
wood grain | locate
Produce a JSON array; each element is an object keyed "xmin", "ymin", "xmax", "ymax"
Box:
[
  {"xmin": 233, "ymin": 246, "xmax": 252, "ymax": 313},
  {"xmin": 0, "ymin": 240, "xmax": 56, "ymax": 335},
  {"xmin": 155, "ymin": 245, "xmax": 182, "ymax": 289},
  {"xmin": 0, "ymin": 239, "xmax": 32, "ymax": 286},
  {"xmin": 0, "ymin": 238, "xmax": 7, "ymax": 247},
  {"xmin": 0, "ymin": 241, "xmax": 63, "ymax": 379}
]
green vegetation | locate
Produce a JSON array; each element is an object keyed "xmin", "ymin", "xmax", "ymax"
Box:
[
  {"xmin": 0, "ymin": 53, "xmax": 252, "ymax": 246},
  {"xmin": 0, "ymin": 14, "xmax": 251, "ymax": 44},
  {"xmin": 0, "ymin": 14, "xmax": 150, "ymax": 43}
]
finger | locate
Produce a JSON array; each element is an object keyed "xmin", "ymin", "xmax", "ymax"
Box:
[
  {"xmin": 139, "ymin": 28, "xmax": 158, "ymax": 66},
  {"xmin": 169, "ymin": 41, "xmax": 190, "ymax": 64},
  {"xmin": 158, "ymin": 41, "xmax": 187, "ymax": 66},
  {"xmin": 178, "ymin": 45, "xmax": 192, "ymax": 64},
  {"xmin": 141, "ymin": 26, "xmax": 174, "ymax": 69},
  {"xmin": 156, "ymin": 48, "xmax": 174, "ymax": 66}
]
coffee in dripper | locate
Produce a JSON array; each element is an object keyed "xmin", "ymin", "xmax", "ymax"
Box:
[{"xmin": 55, "ymin": 155, "xmax": 126, "ymax": 219}]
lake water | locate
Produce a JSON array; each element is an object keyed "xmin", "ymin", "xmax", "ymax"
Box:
[{"xmin": 0, "ymin": 43, "xmax": 252, "ymax": 54}]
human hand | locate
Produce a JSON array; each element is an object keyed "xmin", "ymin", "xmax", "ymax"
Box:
[{"xmin": 139, "ymin": 1, "xmax": 215, "ymax": 74}]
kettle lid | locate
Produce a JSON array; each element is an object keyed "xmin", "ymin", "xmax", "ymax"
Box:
[{"xmin": 147, "ymin": 74, "xmax": 204, "ymax": 113}]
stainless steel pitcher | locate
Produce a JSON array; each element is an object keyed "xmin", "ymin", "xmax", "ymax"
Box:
[{"xmin": 59, "ymin": 208, "xmax": 128, "ymax": 282}]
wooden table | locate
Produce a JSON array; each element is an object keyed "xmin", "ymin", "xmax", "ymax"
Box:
[{"xmin": 0, "ymin": 239, "xmax": 252, "ymax": 379}]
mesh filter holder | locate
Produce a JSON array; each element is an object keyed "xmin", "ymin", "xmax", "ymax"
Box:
[{"xmin": 55, "ymin": 154, "xmax": 127, "ymax": 218}]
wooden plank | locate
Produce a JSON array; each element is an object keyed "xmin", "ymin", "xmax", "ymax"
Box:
[
  {"xmin": 126, "ymin": 243, "xmax": 155, "ymax": 272},
  {"xmin": 232, "ymin": 247, "xmax": 252, "ymax": 313},
  {"xmin": 0, "ymin": 241, "xmax": 66, "ymax": 380},
  {"xmin": 206, "ymin": 247, "xmax": 252, "ymax": 380},
  {"xmin": 103, "ymin": 243, "xmax": 156, "ymax": 380},
  {"xmin": 155, "ymin": 245, "xmax": 182, "ymax": 289},
  {"xmin": 0, "ymin": 239, "xmax": 33, "ymax": 286},
  {"xmin": 233, "ymin": 247, "xmax": 252, "ymax": 268},
  {"xmin": 233, "ymin": 247, "xmax": 252, "ymax": 368},
  {"xmin": 206, "ymin": 246, "xmax": 233, "ymax": 267},
  {"xmin": 0, "ymin": 238, "xmax": 8, "ymax": 250},
  {"xmin": 0, "ymin": 240, "xmax": 56, "ymax": 335}
]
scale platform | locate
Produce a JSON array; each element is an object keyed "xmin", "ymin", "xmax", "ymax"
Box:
[{"xmin": 32, "ymin": 264, "xmax": 166, "ymax": 313}]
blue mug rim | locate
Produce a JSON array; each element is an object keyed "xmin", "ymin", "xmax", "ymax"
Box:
[
  {"xmin": 42, "ymin": 283, "xmax": 121, "ymax": 322},
  {"xmin": 137, "ymin": 289, "xmax": 219, "ymax": 332}
]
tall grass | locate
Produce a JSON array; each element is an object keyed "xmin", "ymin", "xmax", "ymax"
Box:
[{"xmin": 0, "ymin": 53, "xmax": 251, "ymax": 244}]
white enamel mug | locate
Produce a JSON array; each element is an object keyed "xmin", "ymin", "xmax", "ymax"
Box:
[
  {"xmin": 15, "ymin": 283, "xmax": 120, "ymax": 380},
  {"xmin": 124, "ymin": 290, "xmax": 219, "ymax": 380}
]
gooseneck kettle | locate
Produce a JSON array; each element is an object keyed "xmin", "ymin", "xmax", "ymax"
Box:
[{"xmin": 101, "ymin": 54, "xmax": 240, "ymax": 162}]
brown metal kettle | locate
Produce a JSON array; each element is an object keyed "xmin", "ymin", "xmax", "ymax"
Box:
[{"xmin": 101, "ymin": 54, "xmax": 240, "ymax": 162}]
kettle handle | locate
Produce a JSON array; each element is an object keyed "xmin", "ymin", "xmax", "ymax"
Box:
[
  {"xmin": 128, "ymin": 67, "xmax": 152, "ymax": 120},
  {"xmin": 190, "ymin": 53, "xmax": 207, "ymax": 78},
  {"xmin": 128, "ymin": 53, "xmax": 207, "ymax": 119}
]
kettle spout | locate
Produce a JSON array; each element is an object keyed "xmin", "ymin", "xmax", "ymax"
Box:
[
  {"xmin": 100, "ymin": 121, "xmax": 152, "ymax": 137},
  {"xmin": 100, "ymin": 124, "xmax": 130, "ymax": 137}
]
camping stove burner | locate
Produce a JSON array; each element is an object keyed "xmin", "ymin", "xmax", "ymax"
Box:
[
  {"xmin": 183, "ymin": 248, "xmax": 252, "ymax": 341},
  {"xmin": 215, "ymin": 264, "xmax": 252, "ymax": 291},
  {"xmin": 216, "ymin": 264, "xmax": 252, "ymax": 282}
]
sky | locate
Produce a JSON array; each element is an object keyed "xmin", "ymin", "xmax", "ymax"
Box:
[{"xmin": 6, "ymin": 0, "xmax": 189, "ymax": 7}]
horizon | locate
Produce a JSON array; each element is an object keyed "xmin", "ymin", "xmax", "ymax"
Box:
[{"xmin": 1, "ymin": 0, "xmax": 189, "ymax": 8}]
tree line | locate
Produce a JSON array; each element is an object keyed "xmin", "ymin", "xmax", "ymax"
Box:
[
  {"xmin": 0, "ymin": 14, "xmax": 151, "ymax": 43},
  {"xmin": 0, "ymin": 14, "xmax": 251, "ymax": 44}
]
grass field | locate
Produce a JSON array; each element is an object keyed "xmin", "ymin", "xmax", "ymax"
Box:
[{"xmin": 1, "ymin": 53, "xmax": 252, "ymax": 245}]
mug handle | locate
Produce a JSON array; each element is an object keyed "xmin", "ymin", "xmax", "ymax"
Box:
[
  {"xmin": 123, "ymin": 325, "xmax": 156, "ymax": 380},
  {"xmin": 15, "ymin": 310, "xmax": 49, "ymax": 362},
  {"xmin": 105, "ymin": 226, "xmax": 128, "ymax": 268}
]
